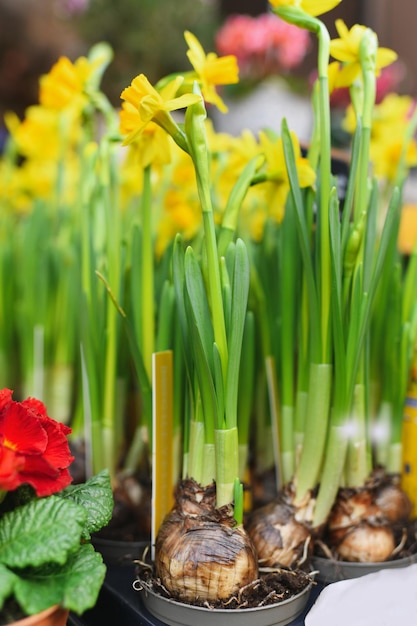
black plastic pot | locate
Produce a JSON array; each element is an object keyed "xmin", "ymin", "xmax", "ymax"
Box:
[{"xmin": 91, "ymin": 536, "xmax": 149, "ymax": 567}]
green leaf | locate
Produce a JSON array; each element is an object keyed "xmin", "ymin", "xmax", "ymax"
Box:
[
  {"xmin": 225, "ymin": 239, "xmax": 250, "ymax": 429},
  {"xmin": 362, "ymin": 181, "xmax": 379, "ymax": 293},
  {"xmin": 0, "ymin": 564, "xmax": 16, "ymax": 609},
  {"xmin": 221, "ymin": 256, "xmax": 232, "ymax": 336},
  {"xmin": 59, "ymin": 470, "xmax": 113, "ymax": 538},
  {"xmin": 155, "ymin": 280, "xmax": 175, "ymax": 352},
  {"xmin": 281, "ymin": 118, "xmax": 320, "ymax": 359},
  {"xmin": 12, "ymin": 544, "xmax": 106, "ymax": 616},
  {"xmin": 341, "ymin": 118, "xmax": 362, "ymax": 253},
  {"xmin": 87, "ymin": 42, "xmax": 114, "ymax": 91},
  {"xmin": 213, "ymin": 342, "xmax": 225, "ymax": 430},
  {"xmin": 0, "ymin": 497, "xmax": 86, "ymax": 569},
  {"xmin": 279, "ymin": 194, "xmax": 301, "ymax": 405},
  {"xmin": 172, "ymin": 235, "xmax": 193, "ymax": 379},
  {"xmin": 184, "ymin": 246, "xmax": 215, "ymax": 374},
  {"xmin": 237, "ymin": 311, "xmax": 255, "ymax": 446},
  {"xmin": 218, "ymin": 155, "xmax": 264, "ymax": 257},
  {"xmin": 184, "ymin": 286, "xmax": 217, "ymax": 440},
  {"xmin": 329, "ymin": 187, "xmax": 346, "ymax": 414}
]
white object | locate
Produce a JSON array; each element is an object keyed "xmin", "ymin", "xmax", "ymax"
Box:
[{"xmin": 305, "ymin": 563, "xmax": 417, "ymax": 626}]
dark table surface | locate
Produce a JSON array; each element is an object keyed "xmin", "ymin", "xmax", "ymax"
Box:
[{"xmin": 68, "ymin": 565, "xmax": 323, "ymax": 626}]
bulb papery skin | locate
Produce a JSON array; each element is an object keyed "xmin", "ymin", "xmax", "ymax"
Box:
[
  {"xmin": 375, "ymin": 483, "xmax": 412, "ymax": 523},
  {"xmin": 327, "ymin": 472, "xmax": 412, "ymax": 562},
  {"xmin": 330, "ymin": 523, "xmax": 395, "ymax": 562},
  {"xmin": 245, "ymin": 487, "xmax": 312, "ymax": 568},
  {"xmin": 154, "ymin": 479, "xmax": 258, "ymax": 604}
]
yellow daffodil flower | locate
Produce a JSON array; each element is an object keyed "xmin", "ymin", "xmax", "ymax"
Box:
[
  {"xmin": 371, "ymin": 136, "xmax": 417, "ymax": 183},
  {"xmin": 120, "ymin": 74, "xmax": 201, "ymax": 146},
  {"xmin": 39, "ymin": 56, "xmax": 97, "ymax": 111},
  {"xmin": 343, "ymin": 93, "xmax": 417, "ymax": 182},
  {"xmin": 155, "ymin": 160, "xmax": 202, "ymax": 258},
  {"xmin": 269, "ymin": 0, "xmax": 341, "ymax": 17},
  {"xmin": 344, "ymin": 93, "xmax": 415, "ymax": 138},
  {"xmin": 184, "ymin": 31, "xmax": 239, "ymax": 113},
  {"xmin": 371, "ymin": 94, "xmax": 415, "ymax": 140},
  {"xmin": 259, "ymin": 130, "xmax": 315, "ymax": 222},
  {"xmin": 120, "ymin": 114, "xmax": 173, "ymax": 169},
  {"xmin": 330, "ymin": 20, "xmax": 398, "ymax": 86},
  {"xmin": 6, "ymin": 106, "xmax": 68, "ymax": 161}
]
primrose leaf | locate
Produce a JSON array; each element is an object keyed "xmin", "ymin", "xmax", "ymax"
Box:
[
  {"xmin": 0, "ymin": 564, "xmax": 17, "ymax": 609},
  {"xmin": 13, "ymin": 544, "xmax": 106, "ymax": 616},
  {"xmin": 0, "ymin": 496, "xmax": 86, "ymax": 569},
  {"xmin": 59, "ymin": 469, "xmax": 113, "ymax": 538}
]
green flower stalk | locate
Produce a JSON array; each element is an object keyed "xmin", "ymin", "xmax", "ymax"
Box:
[{"xmin": 274, "ymin": 5, "xmax": 334, "ymax": 504}]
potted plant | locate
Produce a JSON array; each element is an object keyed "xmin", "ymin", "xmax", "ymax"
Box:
[
  {"xmin": 117, "ymin": 25, "xmax": 315, "ymax": 626},
  {"xmin": 4, "ymin": 42, "xmax": 155, "ymax": 559},
  {"xmin": 244, "ymin": 0, "xmax": 417, "ymax": 580},
  {"xmin": 0, "ymin": 388, "xmax": 114, "ymax": 624}
]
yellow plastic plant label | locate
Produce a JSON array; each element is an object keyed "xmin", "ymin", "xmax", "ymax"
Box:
[
  {"xmin": 151, "ymin": 350, "xmax": 174, "ymax": 559},
  {"xmin": 401, "ymin": 392, "xmax": 417, "ymax": 516}
]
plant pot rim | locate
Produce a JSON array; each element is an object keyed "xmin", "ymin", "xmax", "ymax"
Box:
[
  {"xmin": 312, "ymin": 552, "xmax": 417, "ymax": 583},
  {"xmin": 10, "ymin": 604, "xmax": 69, "ymax": 626},
  {"xmin": 92, "ymin": 535, "xmax": 150, "ymax": 566},
  {"xmin": 140, "ymin": 580, "xmax": 313, "ymax": 626}
]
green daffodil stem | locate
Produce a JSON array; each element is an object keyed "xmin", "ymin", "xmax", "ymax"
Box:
[
  {"xmin": 279, "ymin": 197, "xmax": 300, "ymax": 482},
  {"xmin": 275, "ymin": 7, "xmax": 332, "ymax": 362},
  {"xmin": 185, "ymin": 95, "xmax": 228, "ymax": 382},
  {"xmin": 154, "ymin": 111, "xmax": 189, "ymax": 154},
  {"xmin": 317, "ymin": 21, "xmax": 332, "ymax": 364},
  {"xmin": 215, "ymin": 427, "xmax": 239, "ymax": 508},
  {"xmin": 295, "ymin": 362, "xmax": 332, "ymax": 502},
  {"xmin": 101, "ymin": 141, "xmax": 121, "ymax": 477},
  {"xmin": 141, "ymin": 165, "xmax": 154, "ymax": 381},
  {"xmin": 355, "ymin": 29, "xmax": 377, "ymax": 222}
]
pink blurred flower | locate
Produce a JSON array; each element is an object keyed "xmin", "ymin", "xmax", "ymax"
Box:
[
  {"xmin": 216, "ymin": 13, "xmax": 310, "ymax": 82},
  {"xmin": 56, "ymin": 0, "xmax": 90, "ymax": 15}
]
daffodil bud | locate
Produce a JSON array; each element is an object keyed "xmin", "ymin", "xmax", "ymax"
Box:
[
  {"xmin": 344, "ymin": 214, "xmax": 365, "ymax": 272},
  {"xmin": 359, "ymin": 28, "xmax": 378, "ymax": 75}
]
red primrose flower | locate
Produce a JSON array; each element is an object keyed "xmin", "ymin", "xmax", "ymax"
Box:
[{"xmin": 0, "ymin": 389, "xmax": 74, "ymax": 497}]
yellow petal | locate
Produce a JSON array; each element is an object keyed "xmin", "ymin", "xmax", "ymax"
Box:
[
  {"xmin": 330, "ymin": 39, "xmax": 360, "ymax": 63},
  {"xmin": 376, "ymin": 47, "xmax": 398, "ymax": 71},
  {"xmin": 297, "ymin": 158, "xmax": 316, "ymax": 188},
  {"xmin": 204, "ymin": 55, "xmax": 239, "ymax": 86},
  {"xmin": 301, "ymin": 0, "xmax": 342, "ymax": 16},
  {"xmin": 335, "ymin": 18, "xmax": 349, "ymax": 39},
  {"xmin": 184, "ymin": 30, "xmax": 206, "ymax": 73},
  {"xmin": 159, "ymin": 76, "xmax": 186, "ymax": 101},
  {"xmin": 163, "ymin": 93, "xmax": 203, "ymax": 112},
  {"xmin": 334, "ymin": 62, "xmax": 361, "ymax": 88},
  {"xmin": 269, "ymin": 0, "xmax": 342, "ymax": 16}
]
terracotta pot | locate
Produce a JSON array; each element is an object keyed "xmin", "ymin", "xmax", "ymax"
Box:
[{"xmin": 10, "ymin": 605, "xmax": 69, "ymax": 626}]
